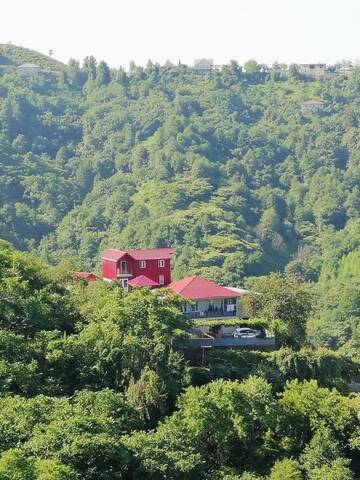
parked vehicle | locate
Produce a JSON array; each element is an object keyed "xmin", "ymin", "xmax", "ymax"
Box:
[{"xmin": 233, "ymin": 327, "xmax": 261, "ymax": 338}]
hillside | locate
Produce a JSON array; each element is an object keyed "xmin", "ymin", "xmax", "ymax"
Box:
[
  {"xmin": 0, "ymin": 53, "xmax": 359, "ymax": 347},
  {"xmin": 0, "ymin": 47, "xmax": 360, "ymax": 478},
  {"xmin": 0, "ymin": 43, "xmax": 66, "ymax": 69}
]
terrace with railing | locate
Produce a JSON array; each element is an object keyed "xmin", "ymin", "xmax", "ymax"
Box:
[{"xmin": 184, "ymin": 309, "xmax": 237, "ymax": 320}]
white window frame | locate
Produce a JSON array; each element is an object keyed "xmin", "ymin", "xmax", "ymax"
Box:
[
  {"xmin": 122, "ymin": 279, "xmax": 129, "ymax": 291},
  {"xmin": 120, "ymin": 260, "xmax": 127, "ymax": 273},
  {"xmin": 139, "ymin": 260, "xmax": 146, "ymax": 268},
  {"xmin": 159, "ymin": 274, "xmax": 165, "ymax": 285},
  {"xmin": 158, "ymin": 259, "xmax": 165, "ymax": 268}
]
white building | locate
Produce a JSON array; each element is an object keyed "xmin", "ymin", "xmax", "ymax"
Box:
[
  {"xmin": 298, "ymin": 63, "xmax": 327, "ymax": 78},
  {"xmin": 194, "ymin": 58, "xmax": 214, "ymax": 73},
  {"xmin": 17, "ymin": 63, "xmax": 42, "ymax": 76},
  {"xmin": 300, "ymin": 100, "xmax": 325, "ymax": 114}
]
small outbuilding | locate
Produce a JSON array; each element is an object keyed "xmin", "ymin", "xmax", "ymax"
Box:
[
  {"xmin": 73, "ymin": 272, "xmax": 99, "ymax": 282},
  {"xmin": 300, "ymin": 100, "xmax": 324, "ymax": 115},
  {"xmin": 194, "ymin": 58, "xmax": 214, "ymax": 73},
  {"xmin": 17, "ymin": 63, "xmax": 42, "ymax": 76}
]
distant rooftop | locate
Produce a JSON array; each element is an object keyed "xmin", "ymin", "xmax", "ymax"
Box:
[
  {"xmin": 18, "ymin": 63, "xmax": 41, "ymax": 68},
  {"xmin": 194, "ymin": 58, "xmax": 214, "ymax": 68},
  {"xmin": 301, "ymin": 100, "xmax": 324, "ymax": 105}
]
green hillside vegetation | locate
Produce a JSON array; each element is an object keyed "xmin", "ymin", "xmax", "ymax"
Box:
[
  {"xmin": 0, "ymin": 240, "xmax": 359, "ymax": 479},
  {"xmin": 0, "ymin": 43, "xmax": 66, "ymax": 69},
  {"xmin": 0, "ymin": 53, "xmax": 359, "ymax": 349}
]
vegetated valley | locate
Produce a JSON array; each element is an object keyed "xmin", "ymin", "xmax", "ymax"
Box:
[{"xmin": 0, "ymin": 44, "xmax": 359, "ymax": 479}]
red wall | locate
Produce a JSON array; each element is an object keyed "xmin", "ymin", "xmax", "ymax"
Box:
[
  {"xmin": 101, "ymin": 259, "xmax": 118, "ymax": 280},
  {"xmin": 132, "ymin": 258, "xmax": 171, "ymax": 285}
]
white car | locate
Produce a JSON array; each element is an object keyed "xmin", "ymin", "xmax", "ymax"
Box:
[{"xmin": 233, "ymin": 327, "xmax": 261, "ymax": 338}]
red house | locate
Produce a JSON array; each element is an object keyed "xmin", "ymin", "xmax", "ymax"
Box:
[{"xmin": 101, "ymin": 247, "xmax": 174, "ymax": 290}]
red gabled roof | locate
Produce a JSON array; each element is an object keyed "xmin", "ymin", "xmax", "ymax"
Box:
[
  {"xmin": 102, "ymin": 249, "xmax": 128, "ymax": 261},
  {"xmin": 102, "ymin": 247, "xmax": 174, "ymax": 262},
  {"xmin": 74, "ymin": 272, "xmax": 99, "ymax": 282},
  {"xmin": 128, "ymin": 275, "xmax": 159, "ymax": 287},
  {"xmin": 127, "ymin": 248, "xmax": 174, "ymax": 260},
  {"xmin": 168, "ymin": 275, "xmax": 241, "ymax": 300}
]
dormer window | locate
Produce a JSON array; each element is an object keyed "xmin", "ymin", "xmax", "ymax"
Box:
[
  {"xmin": 158, "ymin": 259, "xmax": 165, "ymax": 267},
  {"xmin": 139, "ymin": 260, "xmax": 146, "ymax": 268}
]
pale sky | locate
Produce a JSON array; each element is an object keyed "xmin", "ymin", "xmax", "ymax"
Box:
[{"xmin": 2, "ymin": 0, "xmax": 360, "ymax": 68}]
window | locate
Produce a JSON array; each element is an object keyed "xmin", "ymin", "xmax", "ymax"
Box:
[
  {"xmin": 159, "ymin": 274, "xmax": 165, "ymax": 285},
  {"xmin": 121, "ymin": 279, "xmax": 129, "ymax": 292},
  {"xmin": 158, "ymin": 259, "xmax": 165, "ymax": 267},
  {"xmin": 139, "ymin": 260, "xmax": 146, "ymax": 268},
  {"xmin": 120, "ymin": 260, "xmax": 127, "ymax": 274},
  {"xmin": 190, "ymin": 301, "xmax": 198, "ymax": 312}
]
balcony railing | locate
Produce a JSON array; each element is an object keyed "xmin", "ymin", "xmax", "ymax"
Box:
[
  {"xmin": 117, "ymin": 269, "xmax": 133, "ymax": 277},
  {"xmin": 184, "ymin": 310, "xmax": 237, "ymax": 320}
]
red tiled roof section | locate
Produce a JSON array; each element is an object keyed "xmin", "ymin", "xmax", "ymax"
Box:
[
  {"xmin": 127, "ymin": 247, "xmax": 174, "ymax": 260},
  {"xmin": 102, "ymin": 249, "xmax": 127, "ymax": 261},
  {"xmin": 128, "ymin": 275, "xmax": 159, "ymax": 287},
  {"xmin": 168, "ymin": 275, "xmax": 241, "ymax": 300},
  {"xmin": 74, "ymin": 272, "xmax": 99, "ymax": 281},
  {"xmin": 102, "ymin": 248, "xmax": 174, "ymax": 261}
]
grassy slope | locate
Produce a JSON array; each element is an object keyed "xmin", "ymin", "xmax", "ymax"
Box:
[{"xmin": 0, "ymin": 44, "xmax": 66, "ymax": 70}]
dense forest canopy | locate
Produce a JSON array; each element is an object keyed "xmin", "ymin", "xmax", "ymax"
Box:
[
  {"xmin": 0, "ymin": 45, "xmax": 359, "ymax": 479},
  {"xmin": 0, "ymin": 240, "xmax": 358, "ymax": 479}
]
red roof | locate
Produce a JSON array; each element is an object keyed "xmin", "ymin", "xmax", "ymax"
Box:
[
  {"xmin": 74, "ymin": 272, "xmax": 99, "ymax": 282},
  {"xmin": 102, "ymin": 249, "xmax": 128, "ymax": 261},
  {"xmin": 126, "ymin": 248, "xmax": 174, "ymax": 260},
  {"xmin": 168, "ymin": 275, "xmax": 241, "ymax": 300},
  {"xmin": 102, "ymin": 247, "xmax": 173, "ymax": 262},
  {"xmin": 128, "ymin": 275, "xmax": 159, "ymax": 287}
]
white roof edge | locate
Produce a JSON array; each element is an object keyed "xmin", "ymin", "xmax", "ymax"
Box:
[
  {"xmin": 224, "ymin": 287, "xmax": 248, "ymax": 294},
  {"xmin": 18, "ymin": 63, "xmax": 41, "ymax": 68}
]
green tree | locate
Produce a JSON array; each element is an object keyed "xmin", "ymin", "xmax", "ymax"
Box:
[
  {"xmin": 244, "ymin": 59, "xmax": 260, "ymax": 74},
  {"xmin": 244, "ymin": 273, "xmax": 313, "ymax": 348},
  {"xmin": 96, "ymin": 61, "xmax": 111, "ymax": 86},
  {"xmin": 268, "ymin": 459, "xmax": 302, "ymax": 480},
  {"xmin": 308, "ymin": 458, "xmax": 353, "ymax": 480},
  {"xmin": 0, "ymin": 449, "xmax": 36, "ymax": 480},
  {"xmin": 126, "ymin": 366, "xmax": 167, "ymax": 424},
  {"xmin": 300, "ymin": 427, "xmax": 341, "ymax": 473}
]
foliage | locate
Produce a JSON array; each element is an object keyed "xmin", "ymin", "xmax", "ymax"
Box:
[
  {"xmin": 243, "ymin": 273, "xmax": 313, "ymax": 347},
  {"xmin": 267, "ymin": 459, "xmax": 302, "ymax": 480}
]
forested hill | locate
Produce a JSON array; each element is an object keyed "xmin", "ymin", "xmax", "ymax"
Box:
[
  {"xmin": 1, "ymin": 49, "xmax": 360, "ymax": 478},
  {"xmin": 0, "ymin": 53, "xmax": 359, "ymax": 305},
  {"xmin": 0, "ymin": 44, "xmax": 66, "ymax": 69}
]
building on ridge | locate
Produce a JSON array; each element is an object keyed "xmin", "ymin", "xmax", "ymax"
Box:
[
  {"xmin": 297, "ymin": 63, "xmax": 327, "ymax": 78},
  {"xmin": 17, "ymin": 63, "xmax": 42, "ymax": 75},
  {"xmin": 193, "ymin": 58, "xmax": 214, "ymax": 73}
]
